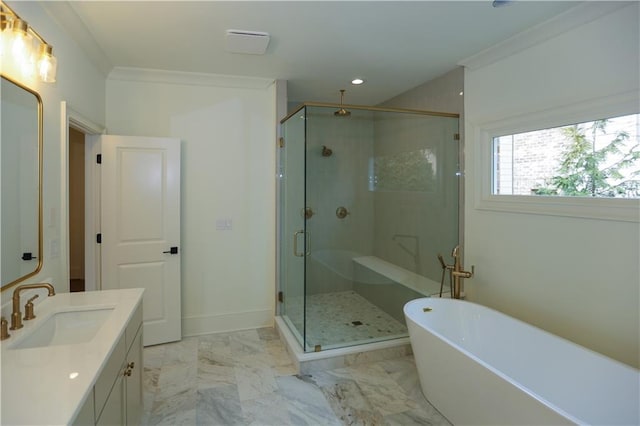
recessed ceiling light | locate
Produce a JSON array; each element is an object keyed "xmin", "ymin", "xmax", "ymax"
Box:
[{"xmin": 351, "ymin": 78, "xmax": 365, "ymax": 85}]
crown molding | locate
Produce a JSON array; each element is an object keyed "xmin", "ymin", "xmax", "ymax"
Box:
[
  {"xmin": 459, "ymin": 2, "xmax": 632, "ymax": 71},
  {"xmin": 107, "ymin": 67, "xmax": 275, "ymax": 90},
  {"xmin": 41, "ymin": 1, "xmax": 113, "ymax": 77}
]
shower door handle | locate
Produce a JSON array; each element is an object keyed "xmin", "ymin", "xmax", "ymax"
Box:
[
  {"xmin": 293, "ymin": 230, "xmax": 310, "ymax": 257},
  {"xmin": 293, "ymin": 230, "xmax": 304, "ymax": 257}
]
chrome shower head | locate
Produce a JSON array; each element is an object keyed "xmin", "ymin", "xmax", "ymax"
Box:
[{"xmin": 334, "ymin": 89, "xmax": 351, "ymax": 117}]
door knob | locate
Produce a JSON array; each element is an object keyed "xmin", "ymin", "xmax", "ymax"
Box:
[{"xmin": 163, "ymin": 246, "xmax": 179, "ymax": 254}]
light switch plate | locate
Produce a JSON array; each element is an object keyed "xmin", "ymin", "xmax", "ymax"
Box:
[{"xmin": 216, "ymin": 218, "xmax": 233, "ymax": 231}]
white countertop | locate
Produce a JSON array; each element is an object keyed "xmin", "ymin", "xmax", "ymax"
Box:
[{"xmin": 1, "ymin": 288, "xmax": 144, "ymax": 425}]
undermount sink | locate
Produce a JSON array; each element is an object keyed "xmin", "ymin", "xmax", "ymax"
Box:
[{"xmin": 11, "ymin": 308, "xmax": 114, "ymax": 349}]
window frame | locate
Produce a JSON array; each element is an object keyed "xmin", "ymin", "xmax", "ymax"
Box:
[{"xmin": 474, "ymin": 91, "xmax": 640, "ymax": 223}]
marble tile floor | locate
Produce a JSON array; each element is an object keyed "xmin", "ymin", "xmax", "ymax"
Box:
[{"xmin": 142, "ymin": 327, "xmax": 451, "ymax": 425}]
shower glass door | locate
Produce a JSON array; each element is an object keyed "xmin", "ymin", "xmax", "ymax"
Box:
[
  {"xmin": 279, "ymin": 106, "xmax": 306, "ymax": 347},
  {"xmin": 303, "ymin": 106, "xmax": 378, "ymax": 351}
]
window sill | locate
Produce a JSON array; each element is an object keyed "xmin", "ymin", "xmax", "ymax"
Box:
[{"xmin": 476, "ymin": 194, "xmax": 640, "ymax": 223}]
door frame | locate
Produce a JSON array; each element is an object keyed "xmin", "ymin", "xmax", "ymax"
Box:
[{"xmin": 61, "ymin": 101, "xmax": 105, "ymax": 292}]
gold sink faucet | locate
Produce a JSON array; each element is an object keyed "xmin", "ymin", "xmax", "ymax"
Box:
[
  {"xmin": 10, "ymin": 283, "xmax": 55, "ymax": 330},
  {"xmin": 451, "ymin": 245, "xmax": 474, "ymax": 299}
]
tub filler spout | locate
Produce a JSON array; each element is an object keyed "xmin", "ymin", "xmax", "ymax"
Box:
[{"xmin": 451, "ymin": 245, "xmax": 473, "ymax": 299}]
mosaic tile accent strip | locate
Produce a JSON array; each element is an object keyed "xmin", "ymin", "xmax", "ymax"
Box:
[{"xmin": 374, "ymin": 148, "xmax": 438, "ymax": 192}]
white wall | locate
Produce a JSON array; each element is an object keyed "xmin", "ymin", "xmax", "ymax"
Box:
[
  {"xmin": 463, "ymin": 3, "xmax": 640, "ymax": 368},
  {"xmin": 105, "ymin": 69, "xmax": 277, "ymax": 336},
  {"xmin": 0, "ymin": 1, "xmax": 106, "ymax": 309},
  {"xmin": 378, "ymin": 68, "xmax": 463, "ymax": 284},
  {"xmin": 381, "ymin": 67, "xmax": 464, "ymax": 115}
]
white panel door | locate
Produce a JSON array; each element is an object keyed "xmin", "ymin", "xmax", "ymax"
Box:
[{"xmin": 100, "ymin": 135, "xmax": 181, "ymax": 346}]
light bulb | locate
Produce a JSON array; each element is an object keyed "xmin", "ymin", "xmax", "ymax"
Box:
[
  {"xmin": 11, "ymin": 19, "xmax": 31, "ymax": 58},
  {"xmin": 10, "ymin": 19, "xmax": 35, "ymax": 78},
  {"xmin": 38, "ymin": 44, "xmax": 57, "ymax": 82}
]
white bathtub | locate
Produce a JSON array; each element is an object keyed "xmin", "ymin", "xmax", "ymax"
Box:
[{"xmin": 404, "ymin": 298, "xmax": 640, "ymax": 425}]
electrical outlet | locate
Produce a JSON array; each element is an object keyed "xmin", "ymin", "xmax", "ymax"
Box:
[
  {"xmin": 50, "ymin": 239, "xmax": 60, "ymax": 258},
  {"xmin": 216, "ymin": 218, "xmax": 233, "ymax": 231}
]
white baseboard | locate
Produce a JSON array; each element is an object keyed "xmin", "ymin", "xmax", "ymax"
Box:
[{"xmin": 182, "ymin": 308, "xmax": 274, "ymax": 337}]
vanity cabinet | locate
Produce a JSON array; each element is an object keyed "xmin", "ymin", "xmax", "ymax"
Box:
[
  {"xmin": 125, "ymin": 326, "xmax": 143, "ymax": 424},
  {"xmin": 73, "ymin": 303, "xmax": 143, "ymax": 426},
  {"xmin": 97, "ymin": 304, "xmax": 143, "ymax": 426},
  {"xmin": 2, "ymin": 289, "xmax": 145, "ymax": 425}
]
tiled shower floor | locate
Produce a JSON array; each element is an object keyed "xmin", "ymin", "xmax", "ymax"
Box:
[{"xmin": 286, "ymin": 291, "xmax": 408, "ymax": 349}]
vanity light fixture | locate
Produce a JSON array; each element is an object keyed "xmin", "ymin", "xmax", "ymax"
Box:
[
  {"xmin": 0, "ymin": 1, "xmax": 58, "ymax": 83},
  {"xmin": 351, "ymin": 78, "xmax": 365, "ymax": 85}
]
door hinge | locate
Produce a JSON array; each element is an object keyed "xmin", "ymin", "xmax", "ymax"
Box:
[
  {"xmin": 277, "ymin": 291, "xmax": 284, "ymax": 303},
  {"xmin": 96, "ymin": 233, "xmax": 102, "ymax": 244},
  {"xmin": 278, "ymin": 137, "xmax": 285, "ymax": 148},
  {"xmin": 96, "ymin": 154, "xmax": 102, "ymax": 164},
  {"xmin": 453, "ymin": 133, "xmax": 460, "ymax": 140}
]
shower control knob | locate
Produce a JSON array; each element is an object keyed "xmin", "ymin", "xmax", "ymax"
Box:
[
  {"xmin": 336, "ymin": 207, "xmax": 350, "ymax": 219},
  {"xmin": 301, "ymin": 207, "xmax": 314, "ymax": 219}
]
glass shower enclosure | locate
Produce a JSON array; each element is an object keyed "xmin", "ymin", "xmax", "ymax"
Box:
[{"xmin": 279, "ymin": 103, "xmax": 460, "ymax": 352}]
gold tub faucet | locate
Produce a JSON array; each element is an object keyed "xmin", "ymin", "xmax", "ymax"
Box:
[
  {"xmin": 451, "ymin": 246, "xmax": 474, "ymax": 299},
  {"xmin": 10, "ymin": 283, "xmax": 55, "ymax": 330}
]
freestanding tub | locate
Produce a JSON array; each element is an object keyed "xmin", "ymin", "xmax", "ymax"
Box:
[{"xmin": 404, "ymin": 298, "xmax": 640, "ymax": 425}]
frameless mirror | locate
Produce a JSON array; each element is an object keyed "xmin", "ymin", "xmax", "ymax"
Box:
[{"xmin": 1, "ymin": 75, "xmax": 43, "ymax": 291}]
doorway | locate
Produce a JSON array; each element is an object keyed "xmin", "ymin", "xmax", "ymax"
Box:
[
  {"xmin": 63, "ymin": 101, "xmax": 104, "ymax": 294},
  {"xmin": 68, "ymin": 127, "xmax": 85, "ymax": 292},
  {"xmin": 63, "ymin": 102, "xmax": 182, "ymax": 345}
]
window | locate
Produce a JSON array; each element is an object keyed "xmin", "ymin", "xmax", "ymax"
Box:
[{"xmin": 492, "ymin": 113, "xmax": 640, "ymax": 198}]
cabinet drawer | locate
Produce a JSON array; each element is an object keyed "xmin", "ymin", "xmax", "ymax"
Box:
[
  {"xmin": 94, "ymin": 333, "xmax": 126, "ymax": 422},
  {"xmin": 125, "ymin": 303, "xmax": 142, "ymax": 351}
]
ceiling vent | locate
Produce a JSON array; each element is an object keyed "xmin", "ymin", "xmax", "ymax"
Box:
[{"xmin": 225, "ymin": 30, "xmax": 270, "ymax": 55}]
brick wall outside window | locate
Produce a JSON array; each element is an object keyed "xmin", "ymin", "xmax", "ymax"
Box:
[{"xmin": 493, "ymin": 114, "xmax": 639, "ymax": 197}]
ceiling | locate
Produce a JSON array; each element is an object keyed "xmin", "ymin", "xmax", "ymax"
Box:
[{"xmin": 45, "ymin": 1, "xmax": 581, "ymax": 105}]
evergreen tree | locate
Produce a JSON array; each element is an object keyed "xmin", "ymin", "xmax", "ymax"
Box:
[{"xmin": 535, "ymin": 119, "xmax": 640, "ymax": 197}]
